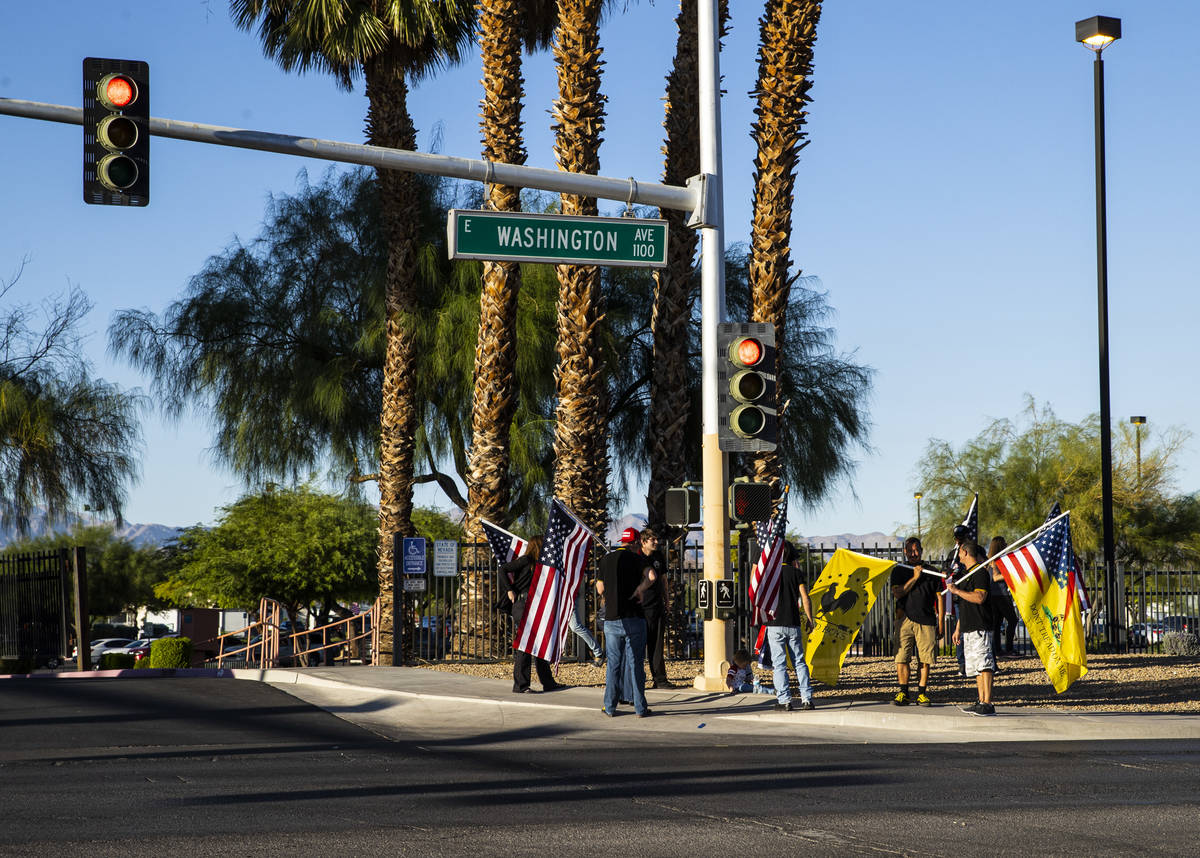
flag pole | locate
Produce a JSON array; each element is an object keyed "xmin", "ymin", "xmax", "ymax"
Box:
[{"xmin": 944, "ymin": 509, "xmax": 1071, "ymax": 590}]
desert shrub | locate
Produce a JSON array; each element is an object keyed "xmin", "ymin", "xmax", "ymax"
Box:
[
  {"xmin": 99, "ymin": 653, "xmax": 136, "ymax": 670},
  {"xmin": 149, "ymin": 636, "xmax": 192, "ymax": 668},
  {"xmin": 1163, "ymin": 632, "xmax": 1200, "ymax": 657}
]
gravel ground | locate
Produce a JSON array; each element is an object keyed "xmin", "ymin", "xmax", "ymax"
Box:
[{"xmin": 418, "ymin": 652, "xmax": 1200, "ymax": 713}]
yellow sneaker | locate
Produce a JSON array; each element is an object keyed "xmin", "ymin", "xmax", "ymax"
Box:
[
  {"xmin": 893, "ymin": 691, "xmax": 910, "ymax": 706},
  {"xmin": 916, "ymin": 692, "xmax": 932, "ymax": 707}
]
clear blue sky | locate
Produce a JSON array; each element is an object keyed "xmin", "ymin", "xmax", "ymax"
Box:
[{"xmin": 1, "ymin": 1, "xmax": 1196, "ymax": 538}]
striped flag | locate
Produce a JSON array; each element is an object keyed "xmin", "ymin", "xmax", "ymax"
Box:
[
  {"xmin": 480, "ymin": 518, "xmax": 527, "ymax": 566},
  {"xmin": 513, "ymin": 499, "xmax": 594, "ymax": 666},
  {"xmin": 993, "ymin": 513, "xmax": 1088, "ymax": 692},
  {"xmin": 749, "ymin": 508, "xmax": 787, "ymax": 624},
  {"xmin": 1044, "ymin": 502, "xmax": 1089, "ymax": 611},
  {"xmin": 960, "ymin": 493, "xmax": 979, "ymax": 544}
]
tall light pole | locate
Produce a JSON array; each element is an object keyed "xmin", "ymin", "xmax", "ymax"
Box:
[
  {"xmin": 1076, "ymin": 14, "xmax": 1121, "ymax": 647},
  {"xmin": 1130, "ymin": 415, "xmax": 1146, "ymax": 486},
  {"xmin": 914, "ymin": 492, "xmax": 923, "ymax": 539}
]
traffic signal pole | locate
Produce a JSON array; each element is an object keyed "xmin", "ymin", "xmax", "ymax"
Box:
[
  {"xmin": 695, "ymin": 0, "xmax": 733, "ymax": 692},
  {"xmin": 0, "ymin": 96, "xmax": 699, "ymax": 219}
]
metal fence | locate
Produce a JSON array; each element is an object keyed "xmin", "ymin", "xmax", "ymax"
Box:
[
  {"xmin": 0, "ymin": 549, "xmax": 72, "ymax": 667},
  {"xmin": 400, "ymin": 542, "xmax": 1200, "ymax": 665}
]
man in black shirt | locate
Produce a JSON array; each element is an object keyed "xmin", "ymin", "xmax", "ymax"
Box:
[
  {"xmin": 596, "ymin": 530, "xmax": 655, "ymax": 717},
  {"xmin": 890, "ymin": 536, "xmax": 944, "ymax": 706},
  {"xmin": 636, "ymin": 528, "xmax": 673, "ymax": 689},
  {"xmin": 946, "ymin": 541, "xmax": 996, "ymax": 715},
  {"xmin": 765, "ymin": 541, "xmax": 815, "ymax": 712}
]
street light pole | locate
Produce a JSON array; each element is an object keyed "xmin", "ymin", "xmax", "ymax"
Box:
[
  {"xmin": 1130, "ymin": 416, "xmax": 1146, "ymax": 486},
  {"xmin": 914, "ymin": 492, "xmax": 923, "ymax": 539},
  {"xmin": 1076, "ymin": 14, "xmax": 1122, "ymax": 649}
]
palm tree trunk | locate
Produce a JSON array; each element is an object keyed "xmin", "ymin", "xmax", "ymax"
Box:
[
  {"xmin": 646, "ymin": 0, "xmax": 705, "ymax": 528},
  {"xmin": 365, "ymin": 60, "xmax": 421, "ymax": 666},
  {"xmin": 549, "ymin": 0, "xmax": 609, "ymax": 535},
  {"xmin": 460, "ymin": 0, "xmax": 529, "ymax": 657},
  {"xmin": 748, "ymin": 0, "xmax": 821, "ymax": 490}
]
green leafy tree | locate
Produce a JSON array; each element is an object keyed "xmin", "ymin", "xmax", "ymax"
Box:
[
  {"xmin": 913, "ymin": 396, "xmax": 1197, "ymax": 565},
  {"xmin": 155, "ymin": 485, "xmax": 378, "ymax": 627},
  {"xmin": 0, "ymin": 262, "xmax": 143, "ymax": 533},
  {"xmin": 2, "ymin": 524, "xmax": 173, "ymax": 622}
]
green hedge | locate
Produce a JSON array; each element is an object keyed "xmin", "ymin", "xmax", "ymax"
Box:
[
  {"xmin": 149, "ymin": 636, "xmax": 192, "ymax": 668},
  {"xmin": 0, "ymin": 658, "xmax": 34, "ymax": 674},
  {"xmin": 99, "ymin": 653, "xmax": 136, "ymax": 670}
]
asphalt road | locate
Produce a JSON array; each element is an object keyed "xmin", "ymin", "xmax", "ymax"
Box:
[{"xmin": 2, "ymin": 677, "xmax": 1198, "ymax": 857}]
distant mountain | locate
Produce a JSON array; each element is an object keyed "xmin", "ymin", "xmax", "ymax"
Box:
[
  {"xmin": 795, "ymin": 531, "xmax": 902, "ymax": 550},
  {"xmin": 0, "ymin": 507, "xmax": 183, "ymax": 548}
]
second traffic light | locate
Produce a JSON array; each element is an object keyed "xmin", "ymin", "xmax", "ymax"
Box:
[
  {"xmin": 729, "ymin": 481, "xmax": 773, "ymax": 523},
  {"xmin": 84, "ymin": 57, "xmax": 149, "ymax": 206},
  {"xmin": 716, "ymin": 321, "xmax": 777, "ymax": 452}
]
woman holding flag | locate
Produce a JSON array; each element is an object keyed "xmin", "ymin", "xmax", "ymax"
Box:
[{"xmin": 500, "ymin": 536, "xmax": 564, "ymax": 694}]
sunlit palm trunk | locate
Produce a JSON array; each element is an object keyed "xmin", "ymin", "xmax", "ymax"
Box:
[
  {"xmin": 647, "ymin": 0, "xmax": 706, "ymax": 527},
  {"xmin": 460, "ymin": 0, "xmax": 528, "ymax": 656},
  {"xmin": 749, "ymin": 0, "xmax": 821, "ymax": 490},
  {"xmin": 366, "ymin": 62, "xmax": 420, "ymax": 666},
  {"xmin": 550, "ymin": 0, "xmax": 609, "ymax": 535}
]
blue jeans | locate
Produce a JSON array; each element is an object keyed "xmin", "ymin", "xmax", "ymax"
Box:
[
  {"xmin": 766, "ymin": 625, "xmax": 812, "ymax": 705},
  {"xmin": 604, "ymin": 617, "xmax": 648, "ymax": 715},
  {"xmin": 568, "ymin": 592, "xmax": 602, "ymax": 658}
]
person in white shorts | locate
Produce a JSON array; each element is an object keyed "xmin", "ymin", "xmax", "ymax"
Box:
[{"xmin": 945, "ymin": 541, "xmax": 996, "ymax": 715}]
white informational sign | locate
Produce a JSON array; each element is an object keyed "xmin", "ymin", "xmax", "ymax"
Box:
[
  {"xmin": 402, "ymin": 577, "xmax": 427, "ymax": 593},
  {"xmin": 433, "ymin": 540, "xmax": 458, "ymax": 577}
]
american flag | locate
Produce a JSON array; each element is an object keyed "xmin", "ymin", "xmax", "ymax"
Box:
[
  {"xmin": 480, "ymin": 518, "xmax": 527, "ymax": 566},
  {"xmin": 960, "ymin": 493, "xmax": 978, "ymax": 544},
  {"xmin": 994, "ymin": 514, "xmax": 1083, "ymax": 607},
  {"xmin": 1043, "ymin": 502, "xmax": 1089, "ymax": 610},
  {"xmin": 749, "ymin": 507, "xmax": 787, "ymax": 624},
  {"xmin": 513, "ymin": 499, "xmax": 594, "ymax": 666}
]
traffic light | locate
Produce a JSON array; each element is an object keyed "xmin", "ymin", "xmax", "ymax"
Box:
[
  {"xmin": 84, "ymin": 57, "xmax": 149, "ymax": 206},
  {"xmin": 728, "ymin": 480, "xmax": 773, "ymax": 523},
  {"xmin": 665, "ymin": 486, "xmax": 701, "ymax": 526},
  {"xmin": 716, "ymin": 322, "xmax": 777, "ymax": 452}
]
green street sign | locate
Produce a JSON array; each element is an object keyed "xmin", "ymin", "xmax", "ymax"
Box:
[{"xmin": 447, "ymin": 209, "xmax": 668, "ymax": 268}]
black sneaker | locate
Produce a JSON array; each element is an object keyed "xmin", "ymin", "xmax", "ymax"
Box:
[
  {"xmin": 976, "ymin": 702, "xmax": 995, "ymax": 716},
  {"xmin": 773, "ymin": 701, "xmax": 793, "ymax": 712},
  {"xmin": 797, "ymin": 699, "xmax": 814, "ymax": 710}
]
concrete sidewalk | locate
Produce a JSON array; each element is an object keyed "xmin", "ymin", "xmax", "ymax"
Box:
[{"xmin": 230, "ymin": 664, "xmax": 1200, "ymax": 744}]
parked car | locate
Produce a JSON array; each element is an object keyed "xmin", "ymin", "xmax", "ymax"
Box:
[
  {"xmin": 1161, "ymin": 616, "xmax": 1200, "ymax": 635},
  {"xmin": 1129, "ymin": 623, "xmax": 1163, "ymax": 646},
  {"xmin": 80, "ymin": 638, "xmax": 134, "ymax": 666},
  {"xmin": 112, "ymin": 638, "xmax": 157, "ymax": 661}
]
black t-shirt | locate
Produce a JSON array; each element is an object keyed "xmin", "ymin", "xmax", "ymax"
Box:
[
  {"xmin": 767, "ymin": 564, "xmax": 806, "ymax": 627},
  {"xmin": 890, "ymin": 565, "xmax": 940, "ymax": 626},
  {"xmin": 638, "ymin": 550, "xmax": 667, "ymax": 613},
  {"xmin": 955, "ymin": 566, "xmax": 994, "ymax": 632},
  {"xmin": 600, "ymin": 547, "xmax": 652, "ymax": 620}
]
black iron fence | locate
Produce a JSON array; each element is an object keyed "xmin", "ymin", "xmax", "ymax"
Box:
[
  {"xmin": 0, "ymin": 549, "xmax": 72, "ymax": 668},
  {"xmin": 400, "ymin": 541, "xmax": 1199, "ymax": 665}
]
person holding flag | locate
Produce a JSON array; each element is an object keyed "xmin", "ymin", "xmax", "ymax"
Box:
[
  {"xmin": 499, "ymin": 535, "xmax": 563, "ymax": 694},
  {"xmin": 890, "ymin": 536, "xmax": 945, "ymax": 707},
  {"xmin": 945, "ymin": 540, "xmax": 996, "ymax": 715},
  {"xmin": 764, "ymin": 541, "xmax": 815, "ymax": 712}
]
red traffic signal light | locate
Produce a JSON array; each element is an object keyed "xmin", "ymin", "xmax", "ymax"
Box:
[
  {"xmin": 84, "ymin": 58, "xmax": 150, "ymax": 206},
  {"xmin": 716, "ymin": 322, "xmax": 777, "ymax": 452},
  {"xmin": 728, "ymin": 481, "xmax": 773, "ymax": 523}
]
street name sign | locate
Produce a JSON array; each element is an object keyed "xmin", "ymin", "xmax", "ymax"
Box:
[{"xmin": 447, "ymin": 209, "xmax": 668, "ymax": 268}]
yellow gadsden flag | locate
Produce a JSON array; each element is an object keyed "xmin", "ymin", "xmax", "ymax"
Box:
[
  {"xmin": 993, "ymin": 514, "xmax": 1088, "ymax": 693},
  {"xmin": 804, "ymin": 549, "xmax": 897, "ymax": 687}
]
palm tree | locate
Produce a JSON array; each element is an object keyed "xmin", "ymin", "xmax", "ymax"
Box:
[
  {"xmin": 230, "ymin": 0, "xmax": 475, "ymax": 665},
  {"xmin": 747, "ymin": 0, "xmax": 821, "ymax": 492},
  {"xmin": 548, "ymin": 0, "xmax": 609, "ymax": 535}
]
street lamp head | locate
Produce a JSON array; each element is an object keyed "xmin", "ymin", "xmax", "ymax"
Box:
[
  {"xmin": 1076, "ymin": 15, "xmax": 1122, "ymax": 52},
  {"xmin": 1130, "ymin": 415, "xmax": 1146, "ymax": 425},
  {"xmin": 913, "ymin": 491, "xmax": 923, "ymax": 500}
]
